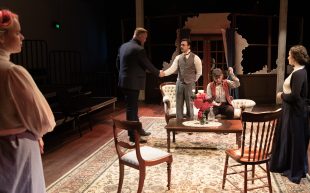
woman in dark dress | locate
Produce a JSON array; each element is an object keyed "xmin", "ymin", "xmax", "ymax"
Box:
[{"xmin": 269, "ymin": 45, "xmax": 309, "ymax": 184}]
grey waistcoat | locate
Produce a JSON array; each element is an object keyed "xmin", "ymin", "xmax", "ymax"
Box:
[{"xmin": 177, "ymin": 53, "xmax": 196, "ymax": 84}]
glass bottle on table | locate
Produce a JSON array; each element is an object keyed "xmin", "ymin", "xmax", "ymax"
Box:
[
  {"xmin": 208, "ymin": 107, "xmax": 215, "ymax": 121},
  {"xmin": 200, "ymin": 113, "xmax": 206, "ymax": 125}
]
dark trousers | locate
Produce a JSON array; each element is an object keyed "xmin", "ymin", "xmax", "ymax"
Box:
[
  {"xmin": 176, "ymin": 81, "xmax": 195, "ymax": 119},
  {"xmin": 122, "ymin": 88, "xmax": 140, "ymax": 139},
  {"xmin": 205, "ymin": 103, "xmax": 234, "ymax": 119}
]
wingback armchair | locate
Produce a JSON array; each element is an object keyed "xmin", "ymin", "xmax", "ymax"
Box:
[
  {"xmin": 160, "ymin": 82, "xmax": 179, "ymax": 123},
  {"xmin": 159, "ymin": 82, "xmax": 200, "ymax": 123}
]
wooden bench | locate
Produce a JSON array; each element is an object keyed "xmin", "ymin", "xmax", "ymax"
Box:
[{"xmin": 43, "ymin": 85, "xmax": 117, "ymax": 127}]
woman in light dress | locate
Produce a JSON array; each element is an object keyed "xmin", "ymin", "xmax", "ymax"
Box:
[{"xmin": 0, "ymin": 9, "xmax": 56, "ymax": 193}]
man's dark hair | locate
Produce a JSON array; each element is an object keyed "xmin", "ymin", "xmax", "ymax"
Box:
[{"xmin": 181, "ymin": 38, "xmax": 191, "ymax": 46}]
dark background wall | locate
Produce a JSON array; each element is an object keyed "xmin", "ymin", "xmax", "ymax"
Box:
[
  {"xmin": 0, "ymin": 0, "xmax": 134, "ymax": 72},
  {"xmin": 1, "ymin": 0, "xmax": 309, "ymax": 101},
  {"xmin": 3, "ymin": 0, "xmax": 306, "ymax": 71}
]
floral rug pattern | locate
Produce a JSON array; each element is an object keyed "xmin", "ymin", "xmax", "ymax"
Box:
[{"xmin": 47, "ymin": 117, "xmax": 310, "ymax": 193}]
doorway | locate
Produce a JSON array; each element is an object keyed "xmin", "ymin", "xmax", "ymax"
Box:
[{"xmin": 191, "ymin": 35, "xmax": 226, "ymax": 91}]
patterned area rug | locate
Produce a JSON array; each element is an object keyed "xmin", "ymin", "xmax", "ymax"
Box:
[{"xmin": 46, "ymin": 117, "xmax": 310, "ymax": 193}]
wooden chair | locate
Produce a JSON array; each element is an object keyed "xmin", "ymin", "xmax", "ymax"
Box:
[
  {"xmin": 112, "ymin": 118, "xmax": 173, "ymax": 193},
  {"xmin": 222, "ymin": 108, "xmax": 282, "ymax": 193}
]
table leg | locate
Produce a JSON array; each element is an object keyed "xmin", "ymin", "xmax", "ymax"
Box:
[
  {"xmin": 173, "ymin": 131, "xmax": 176, "ymax": 143},
  {"xmin": 167, "ymin": 130, "xmax": 171, "ymax": 153},
  {"xmin": 236, "ymin": 133, "xmax": 241, "ymax": 148},
  {"xmin": 307, "ymin": 141, "xmax": 310, "ymax": 175}
]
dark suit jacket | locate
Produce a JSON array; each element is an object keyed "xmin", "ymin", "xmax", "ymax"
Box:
[{"xmin": 116, "ymin": 39, "xmax": 159, "ymax": 90}]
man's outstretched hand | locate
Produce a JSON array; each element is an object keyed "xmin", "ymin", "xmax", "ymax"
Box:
[{"xmin": 159, "ymin": 70, "xmax": 165, "ymax": 77}]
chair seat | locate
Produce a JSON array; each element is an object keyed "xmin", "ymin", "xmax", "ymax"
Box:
[
  {"xmin": 121, "ymin": 146, "xmax": 171, "ymax": 166},
  {"xmin": 226, "ymin": 147, "xmax": 270, "ymax": 163}
]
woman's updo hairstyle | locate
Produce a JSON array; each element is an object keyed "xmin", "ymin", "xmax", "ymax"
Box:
[
  {"xmin": 289, "ymin": 45, "xmax": 310, "ymax": 66},
  {"xmin": 0, "ymin": 9, "xmax": 17, "ymax": 32}
]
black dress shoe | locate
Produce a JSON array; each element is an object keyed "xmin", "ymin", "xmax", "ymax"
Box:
[
  {"xmin": 129, "ymin": 138, "xmax": 147, "ymax": 143},
  {"xmin": 139, "ymin": 129, "xmax": 151, "ymax": 136}
]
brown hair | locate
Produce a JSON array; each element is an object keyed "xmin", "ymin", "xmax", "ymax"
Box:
[
  {"xmin": 212, "ymin": 68, "xmax": 223, "ymax": 78},
  {"xmin": 181, "ymin": 38, "xmax": 191, "ymax": 46},
  {"xmin": 289, "ymin": 45, "xmax": 310, "ymax": 66}
]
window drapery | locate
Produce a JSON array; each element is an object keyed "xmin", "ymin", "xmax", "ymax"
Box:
[{"xmin": 221, "ymin": 28, "xmax": 239, "ymax": 99}]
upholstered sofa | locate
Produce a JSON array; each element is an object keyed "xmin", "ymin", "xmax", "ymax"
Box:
[{"xmin": 160, "ymin": 82, "xmax": 256, "ymax": 123}]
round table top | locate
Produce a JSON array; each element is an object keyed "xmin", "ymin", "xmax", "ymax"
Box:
[{"xmin": 182, "ymin": 120, "xmax": 222, "ymax": 127}]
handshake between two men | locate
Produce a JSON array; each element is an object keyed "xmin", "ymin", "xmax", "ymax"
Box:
[{"xmin": 159, "ymin": 70, "xmax": 165, "ymax": 77}]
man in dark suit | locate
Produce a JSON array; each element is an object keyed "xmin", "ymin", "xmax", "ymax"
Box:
[{"xmin": 116, "ymin": 27, "xmax": 160, "ymax": 143}]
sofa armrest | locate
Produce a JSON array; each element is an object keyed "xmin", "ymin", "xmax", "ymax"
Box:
[
  {"xmin": 163, "ymin": 95, "xmax": 170, "ymax": 102},
  {"xmin": 162, "ymin": 95, "xmax": 173, "ymax": 123},
  {"xmin": 232, "ymin": 99, "xmax": 256, "ymax": 111},
  {"xmin": 163, "ymin": 96, "xmax": 171, "ymax": 110}
]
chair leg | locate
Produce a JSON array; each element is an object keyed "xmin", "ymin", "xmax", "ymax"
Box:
[
  {"xmin": 173, "ymin": 131, "xmax": 176, "ymax": 143},
  {"xmin": 117, "ymin": 163, "xmax": 124, "ymax": 193},
  {"xmin": 244, "ymin": 164, "xmax": 248, "ymax": 193},
  {"xmin": 137, "ymin": 168, "xmax": 146, "ymax": 193},
  {"xmin": 252, "ymin": 165, "xmax": 255, "ymax": 184},
  {"xmin": 72, "ymin": 117, "xmax": 76, "ymax": 130},
  {"xmin": 167, "ymin": 161, "xmax": 172, "ymax": 190},
  {"xmin": 222, "ymin": 154, "xmax": 229, "ymax": 189},
  {"xmin": 266, "ymin": 162, "xmax": 273, "ymax": 193},
  {"xmin": 88, "ymin": 114, "xmax": 92, "ymax": 131},
  {"xmin": 77, "ymin": 116, "xmax": 83, "ymax": 137},
  {"xmin": 74, "ymin": 116, "xmax": 83, "ymax": 137}
]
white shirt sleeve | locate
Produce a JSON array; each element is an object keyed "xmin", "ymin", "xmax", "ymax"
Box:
[
  {"xmin": 163, "ymin": 55, "xmax": 180, "ymax": 76},
  {"xmin": 226, "ymin": 75, "xmax": 240, "ymax": 88},
  {"xmin": 206, "ymin": 83, "xmax": 212, "ymax": 99},
  {"xmin": 8, "ymin": 65, "xmax": 56, "ymax": 138},
  {"xmin": 194, "ymin": 55, "xmax": 202, "ymax": 81}
]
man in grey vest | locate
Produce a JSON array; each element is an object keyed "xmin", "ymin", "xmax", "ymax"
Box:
[{"xmin": 160, "ymin": 38, "xmax": 202, "ymax": 119}]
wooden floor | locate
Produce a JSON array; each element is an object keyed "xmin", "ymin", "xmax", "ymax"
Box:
[{"xmin": 42, "ymin": 102, "xmax": 281, "ymax": 186}]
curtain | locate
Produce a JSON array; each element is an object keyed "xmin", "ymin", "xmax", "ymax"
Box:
[{"xmin": 221, "ymin": 28, "xmax": 239, "ymax": 99}]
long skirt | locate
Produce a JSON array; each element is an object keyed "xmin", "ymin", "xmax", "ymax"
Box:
[
  {"xmin": 0, "ymin": 131, "xmax": 46, "ymax": 193},
  {"xmin": 269, "ymin": 102, "xmax": 309, "ymax": 184}
]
